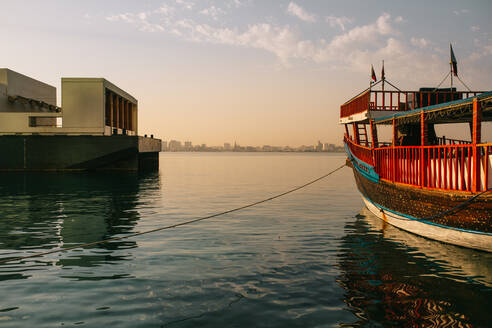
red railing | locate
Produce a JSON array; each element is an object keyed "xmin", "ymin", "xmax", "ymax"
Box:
[
  {"xmin": 370, "ymin": 90, "xmax": 483, "ymax": 111},
  {"xmin": 436, "ymin": 136, "xmax": 472, "ymax": 145},
  {"xmin": 373, "ymin": 144, "xmax": 492, "ymax": 192},
  {"xmin": 346, "ymin": 136, "xmax": 373, "ymax": 166},
  {"xmin": 341, "ymin": 90, "xmax": 484, "ymax": 118}
]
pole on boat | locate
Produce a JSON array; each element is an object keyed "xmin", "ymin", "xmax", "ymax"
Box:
[
  {"xmin": 449, "ymin": 44, "xmax": 453, "ymax": 90},
  {"xmin": 382, "ymin": 60, "xmax": 385, "ymax": 90},
  {"xmin": 450, "ymin": 61, "xmax": 453, "ymax": 90},
  {"xmin": 381, "ymin": 60, "xmax": 385, "ymax": 109},
  {"xmin": 472, "ymin": 98, "xmax": 482, "ymax": 193},
  {"xmin": 420, "ymin": 110, "xmax": 427, "ymax": 188}
]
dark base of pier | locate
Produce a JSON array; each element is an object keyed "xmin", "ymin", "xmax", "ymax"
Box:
[
  {"xmin": 138, "ymin": 152, "xmax": 159, "ymax": 171},
  {"xmin": 0, "ymin": 135, "xmax": 161, "ymax": 171}
]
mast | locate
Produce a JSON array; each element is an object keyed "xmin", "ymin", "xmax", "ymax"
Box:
[
  {"xmin": 381, "ymin": 60, "xmax": 385, "ymax": 92},
  {"xmin": 381, "ymin": 60, "xmax": 385, "ymax": 109},
  {"xmin": 450, "ymin": 61, "xmax": 453, "ymax": 89}
]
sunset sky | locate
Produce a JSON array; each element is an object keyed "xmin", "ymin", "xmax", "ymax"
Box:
[{"xmin": 1, "ymin": 0, "xmax": 491, "ymax": 146}]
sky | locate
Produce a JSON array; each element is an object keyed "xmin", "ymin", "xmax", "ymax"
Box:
[{"xmin": 1, "ymin": 0, "xmax": 491, "ymax": 146}]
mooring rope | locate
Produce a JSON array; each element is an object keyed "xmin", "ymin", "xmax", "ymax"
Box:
[
  {"xmin": 0, "ymin": 163, "xmax": 347, "ymax": 265},
  {"xmin": 378, "ymin": 187, "xmax": 491, "ymax": 222},
  {"xmin": 422, "ymin": 187, "xmax": 492, "ymax": 220}
]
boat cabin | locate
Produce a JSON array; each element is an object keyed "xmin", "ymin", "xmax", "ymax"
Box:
[{"xmin": 341, "ymin": 84, "xmax": 492, "ymax": 193}]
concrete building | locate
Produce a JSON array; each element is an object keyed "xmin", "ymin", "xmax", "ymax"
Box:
[
  {"xmin": 0, "ymin": 69, "xmax": 60, "ymax": 134},
  {"xmin": 62, "ymin": 78, "xmax": 138, "ymax": 136},
  {"xmin": 0, "ymin": 68, "xmax": 161, "ymax": 170},
  {"xmin": 0, "ymin": 71, "xmax": 139, "ymax": 137}
]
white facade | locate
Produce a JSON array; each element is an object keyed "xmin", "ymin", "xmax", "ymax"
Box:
[{"xmin": 62, "ymin": 78, "xmax": 138, "ymax": 136}]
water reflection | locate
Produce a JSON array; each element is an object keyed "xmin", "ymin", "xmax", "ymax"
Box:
[
  {"xmin": 0, "ymin": 172, "xmax": 160, "ymax": 280},
  {"xmin": 338, "ymin": 208, "xmax": 492, "ymax": 327}
]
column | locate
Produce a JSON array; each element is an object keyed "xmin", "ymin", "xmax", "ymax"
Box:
[
  {"xmin": 128, "ymin": 103, "xmax": 133, "ymax": 131},
  {"xmin": 392, "ymin": 118, "xmax": 397, "ymax": 182},
  {"xmin": 370, "ymin": 120, "xmax": 378, "ymax": 148},
  {"xmin": 392, "ymin": 118, "xmax": 398, "ymax": 146},
  {"xmin": 120, "ymin": 99, "xmax": 124, "ymax": 131},
  {"xmin": 109, "ymin": 92, "xmax": 114, "ymax": 130},
  {"xmin": 119, "ymin": 97, "xmax": 124, "ymax": 129},
  {"xmin": 472, "ymin": 98, "xmax": 482, "ymax": 192},
  {"xmin": 420, "ymin": 111, "xmax": 427, "ymax": 187},
  {"xmin": 115, "ymin": 95, "xmax": 119, "ymax": 130}
]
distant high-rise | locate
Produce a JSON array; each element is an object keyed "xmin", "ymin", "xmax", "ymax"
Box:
[
  {"xmin": 184, "ymin": 141, "xmax": 192, "ymax": 150},
  {"xmin": 168, "ymin": 140, "xmax": 181, "ymax": 151},
  {"xmin": 224, "ymin": 142, "xmax": 231, "ymax": 151},
  {"xmin": 323, "ymin": 143, "xmax": 335, "ymax": 152}
]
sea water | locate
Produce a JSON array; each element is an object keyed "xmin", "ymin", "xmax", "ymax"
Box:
[{"xmin": 0, "ymin": 153, "xmax": 490, "ymax": 327}]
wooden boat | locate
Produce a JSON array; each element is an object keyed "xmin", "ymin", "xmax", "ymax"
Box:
[{"xmin": 340, "ymin": 61, "xmax": 492, "ymax": 252}]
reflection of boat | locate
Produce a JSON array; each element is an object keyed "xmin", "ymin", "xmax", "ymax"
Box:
[
  {"xmin": 360, "ymin": 207, "xmax": 492, "ymax": 287},
  {"xmin": 340, "ymin": 55, "xmax": 492, "ymax": 251},
  {"xmin": 337, "ymin": 210, "xmax": 492, "ymax": 327}
]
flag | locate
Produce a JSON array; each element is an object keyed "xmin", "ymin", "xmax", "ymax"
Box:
[
  {"xmin": 381, "ymin": 61, "xmax": 385, "ymax": 80},
  {"xmin": 450, "ymin": 44, "xmax": 458, "ymax": 76},
  {"xmin": 371, "ymin": 65, "xmax": 377, "ymax": 82}
]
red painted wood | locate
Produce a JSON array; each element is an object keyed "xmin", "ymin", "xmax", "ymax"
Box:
[{"xmin": 472, "ymin": 99, "xmax": 482, "ymax": 192}]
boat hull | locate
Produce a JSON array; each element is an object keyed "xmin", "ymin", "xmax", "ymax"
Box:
[{"xmin": 348, "ymin": 160, "xmax": 492, "ymax": 252}]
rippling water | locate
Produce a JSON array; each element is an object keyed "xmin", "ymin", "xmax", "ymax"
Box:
[{"xmin": 0, "ymin": 153, "xmax": 490, "ymax": 327}]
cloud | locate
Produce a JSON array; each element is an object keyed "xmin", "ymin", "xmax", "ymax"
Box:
[
  {"xmin": 467, "ymin": 38, "xmax": 492, "ymax": 61},
  {"xmin": 200, "ymin": 6, "xmax": 226, "ymax": 21},
  {"xmin": 106, "ymin": 13, "xmax": 135, "ymax": 23},
  {"xmin": 325, "ymin": 15, "xmax": 353, "ymax": 31},
  {"xmin": 104, "ymin": 9, "xmax": 455, "ymax": 82},
  {"xmin": 326, "ymin": 13, "xmax": 395, "ymax": 50},
  {"xmin": 172, "ymin": 12, "xmax": 407, "ymax": 71},
  {"xmin": 231, "ymin": 0, "xmax": 245, "ymax": 8},
  {"xmin": 287, "ymin": 2, "xmax": 316, "ymax": 23},
  {"xmin": 154, "ymin": 4, "xmax": 175, "ymax": 16},
  {"xmin": 176, "ymin": 0, "xmax": 194, "ymax": 10},
  {"xmin": 453, "ymin": 9, "xmax": 470, "ymax": 15},
  {"xmin": 394, "ymin": 16, "xmax": 405, "ymax": 23},
  {"xmin": 410, "ymin": 37, "xmax": 429, "ymax": 48},
  {"xmin": 167, "ymin": 21, "xmax": 305, "ymax": 65},
  {"xmin": 105, "ymin": 12, "xmax": 164, "ymax": 32},
  {"xmin": 105, "ymin": 10, "xmax": 401, "ymax": 67}
]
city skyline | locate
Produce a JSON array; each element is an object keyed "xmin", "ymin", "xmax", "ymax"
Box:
[
  {"xmin": 1, "ymin": 1, "xmax": 491, "ymax": 145},
  {"xmin": 162, "ymin": 139, "xmax": 343, "ymax": 152}
]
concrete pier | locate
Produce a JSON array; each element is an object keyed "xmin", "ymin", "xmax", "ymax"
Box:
[{"xmin": 0, "ymin": 135, "xmax": 161, "ymax": 171}]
